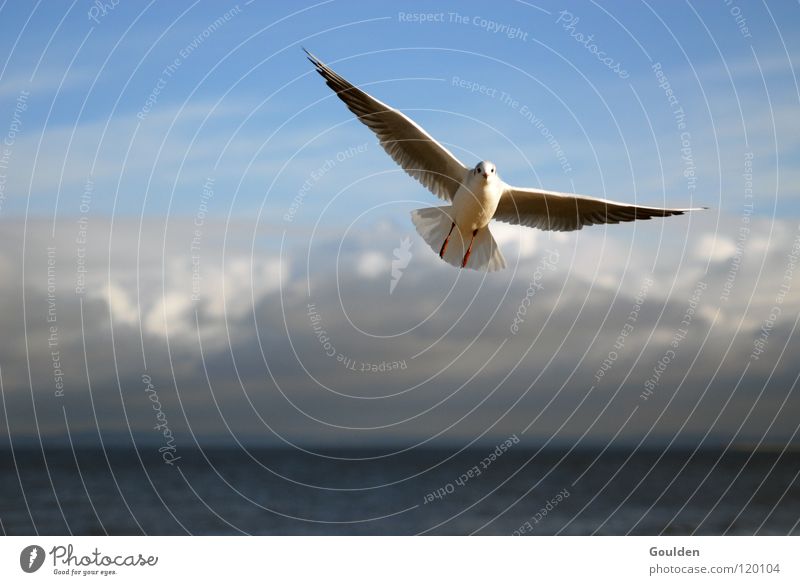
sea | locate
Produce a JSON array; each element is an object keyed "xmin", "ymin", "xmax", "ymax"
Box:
[{"xmin": 1, "ymin": 447, "xmax": 798, "ymax": 535}]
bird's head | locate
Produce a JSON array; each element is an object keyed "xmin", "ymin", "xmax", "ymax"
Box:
[{"xmin": 474, "ymin": 160, "xmax": 497, "ymax": 182}]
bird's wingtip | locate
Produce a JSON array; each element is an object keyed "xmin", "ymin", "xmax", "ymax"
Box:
[{"xmin": 303, "ymin": 47, "xmax": 321, "ymax": 66}]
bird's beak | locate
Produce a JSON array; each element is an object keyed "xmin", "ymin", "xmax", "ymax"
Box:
[{"xmin": 482, "ymin": 173, "xmax": 488, "ymax": 179}]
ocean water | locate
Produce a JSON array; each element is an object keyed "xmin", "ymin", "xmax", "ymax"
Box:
[{"xmin": 0, "ymin": 447, "xmax": 798, "ymax": 535}]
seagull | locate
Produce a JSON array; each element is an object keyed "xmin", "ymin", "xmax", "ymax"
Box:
[{"xmin": 305, "ymin": 50, "xmax": 706, "ymax": 271}]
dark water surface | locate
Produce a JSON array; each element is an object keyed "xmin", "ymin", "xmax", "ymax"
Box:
[{"xmin": 1, "ymin": 447, "xmax": 798, "ymax": 535}]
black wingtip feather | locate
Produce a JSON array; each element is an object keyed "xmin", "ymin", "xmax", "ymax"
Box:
[{"xmin": 303, "ymin": 47, "xmax": 326, "ymax": 71}]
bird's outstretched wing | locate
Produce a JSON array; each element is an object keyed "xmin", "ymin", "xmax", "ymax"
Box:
[
  {"xmin": 305, "ymin": 49, "xmax": 467, "ymax": 202},
  {"xmin": 495, "ymin": 184, "xmax": 706, "ymax": 232}
]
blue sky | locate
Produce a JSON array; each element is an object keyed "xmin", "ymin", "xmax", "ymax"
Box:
[
  {"xmin": 1, "ymin": 1, "xmax": 799, "ymax": 449},
  {"xmin": 1, "ymin": 0, "xmax": 798, "ymax": 221}
]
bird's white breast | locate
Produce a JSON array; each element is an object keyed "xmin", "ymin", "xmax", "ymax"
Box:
[{"xmin": 452, "ymin": 175, "xmax": 503, "ymax": 232}]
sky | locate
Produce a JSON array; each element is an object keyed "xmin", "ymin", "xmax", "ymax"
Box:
[{"xmin": 0, "ymin": 0, "xmax": 798, "ymax": 452}]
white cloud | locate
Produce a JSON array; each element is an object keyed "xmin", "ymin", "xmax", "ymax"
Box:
[
  {"xmin": 144, "ymin": 290, "xmax": 193, "ymax": 339},
  {"xmin": 1, "ymin": 210, "xmax": 799, "ymax": 446},
  {"xmin": 102, "ymin": 282, "xmax": 139, "ymax": 326},
  {"xmin": 698, "ymin": 234, "xmax": 737, "ymax": 262},
  {"xmin": 356, "ymin": 250, "xmax": 386, "ymax": 279}
]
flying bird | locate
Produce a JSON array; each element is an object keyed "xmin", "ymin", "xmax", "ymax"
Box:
[{"xmin": 305, "ymin": 50, "xmax": 705, "ymax": 271}]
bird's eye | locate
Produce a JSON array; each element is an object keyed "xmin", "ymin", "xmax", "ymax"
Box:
[{"xmin": 491, "ymin": 169, "xmax": 494, "ymax": 173}]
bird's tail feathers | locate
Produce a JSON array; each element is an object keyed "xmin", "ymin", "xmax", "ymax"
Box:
[
  {"xmin": 410, "ymin": 206, "xmax": 506, "ymax": 272},
  {"xmin": 468, "ymin": 225, "xmax": 507, "ymax": 272}
]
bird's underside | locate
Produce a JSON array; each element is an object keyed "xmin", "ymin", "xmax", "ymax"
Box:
[{"xmin": 305, "ymin": 49, "xmax": 706, "ymax": 271}]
